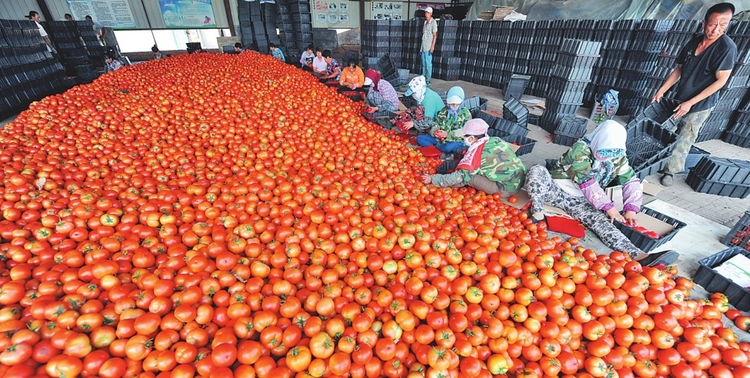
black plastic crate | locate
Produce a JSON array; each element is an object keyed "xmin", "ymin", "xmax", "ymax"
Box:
[
  {"xmin": 464, "ymin": 96, "xmax": 488, "ymax": 112},
  {"xmin": 693, "ymin": 247, "xmax": 750, "ymax": 311},
  {"xmin": 504, "ymin": 73, "xmax": 531, "ymax": 100},
  {"xmin": 555, "ymin": 115, "xmax": 587, "ymax": 137},
  {"xmin": 634, "ymin": 157, "xmax": 667, "ymax": 181},
  {"xmin": 692, "ymin": 156, "xmax": 750, "ymax": 184},
  {"xmin": 614, "ymin": 206, "xmax": 687, "ymax": 252},
  {"xmin": 625, "ymin": 119, "xmax": 680, "ymax": 170},
  {"xmin": 494, "ymin": 118, "xmax": 530, "ymax": 138},
  {"xmin": 544, "ymin": 99, "xmax": 581, "ymax": 117},
  {"xmin": 501, "ymin": 134, "xmax": 536, "ymax": 156},
  {"xmin": 547, "ymin": 78, "xmax": 588, "ymax": 104},
  {"xmin": 686, "ymin": 171, "xmax": 750, "ymax": 199},
  {"xmin": 723, "ymin": 131, "xmax": 750, "ymax": 148},
  {"xmin": 722, "ymin": 211, "xmax": 750, "ymax": 251},
  {"xmin": 551, "ymin": 133, "xmax": 580, "ymax": 146},
  {"xmin": 364, "ymin": 110, "xmax": 395, "ymax": 122},
  {"xmin": 559, "ymin": 39, "xmax": 601, "ymax": 56},
  {"xmin": 556, "ymin": 52, "xmax": 599, "ymax": 68},
  {"xmin": 683, "ymin": 145, "xmax": 710, "ymax": 173},
  {"xmin": 503, "ymin": 96, "xmax": 528, "ymax": 125},
  {"xmin": 551, "ymin": 64, "xmax": 594, "ymax": 81}
]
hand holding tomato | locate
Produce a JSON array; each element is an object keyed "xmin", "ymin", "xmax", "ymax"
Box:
[
  {"xmin": 421, "ymin": 174, "xmax": 432, "ymax": 184},
  {"xmin": 434, "ymin": 130, "xmax": 447, "ymax": 140},
  {"xmin": 402, "ymin": 121, "xmax": 414, "ymax": 130}
]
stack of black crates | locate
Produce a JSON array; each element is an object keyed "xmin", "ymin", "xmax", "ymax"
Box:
[
  {"xmin": 687, "ymin": 157, "xmax": 750, "ymax": 199},
  {"xmin": 44, "ymin": 21, "xmax": 100, "ymax": 83},
  {"xmin": 698, "ymin": 23, "xmax": 750, "ymax": 142},
  {"xmin": 0, "ymin": 19, "xmax": 74, "ymax": 120},
  {"xmin": 433, "ymin": 20, "xmax": 459, "ymax": 81},
  {"xmin": 617, "ymin": 20, "xmax": 672, "ymax": 116},
  {"xmin": 361, "ymin": 20, "xmax": 391, "ymax": 69},
  {"xmin": 540, "ymin": 39, "xmax": 600, "ymax": 146},
  {"xmin": 238, "ymin": 1, "xmax": 281, "ymax": 56}
]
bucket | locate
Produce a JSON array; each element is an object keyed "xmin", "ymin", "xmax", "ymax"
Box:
[{"xmin": 398, "ymin": 69, "xmax": 409, "ymax": 85}]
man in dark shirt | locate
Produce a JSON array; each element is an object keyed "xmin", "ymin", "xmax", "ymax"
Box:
[{"xmin": 654, "ymin": 2, "xmax": 737, "ymax": 187}]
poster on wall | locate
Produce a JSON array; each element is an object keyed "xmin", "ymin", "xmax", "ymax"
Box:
[
  {"xmin": 312, "ymin": 1, "xmax": 356, "ymax": 28},
  {"xmin": 158, "ymin": 0, "xmax": 218, "ymax": 28},
  {"xmin": 66, "ymin": 0, "xmax": 137, "ymax": 29},
  {"xmin": 371, "ymin": 2, "xmax": 403, "ymax": 20}
]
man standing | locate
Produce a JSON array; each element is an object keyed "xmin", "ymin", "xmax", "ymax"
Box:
[
  {"xmin": 656, "ymin": 2, "xmax": 736, "ymax": 187},
  {"xmin": 421, "ymin": 7, "xmax": 438, "ymax": 85},
  {"xmin": 27, "ymin": 11, "xmax": 56, "ymax": 54}
]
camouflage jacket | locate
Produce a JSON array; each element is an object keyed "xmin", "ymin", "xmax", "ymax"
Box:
[
  {"xmin": 432, "ymin": 137, "xmax": 527, "ymax": 193},
  {"xmin": 548, "ymin": 140, "xmax": 635, "ymax": 187},
  {"xmin": 429, "ymin": 107, "xmax": 472, "ymax": 141}
]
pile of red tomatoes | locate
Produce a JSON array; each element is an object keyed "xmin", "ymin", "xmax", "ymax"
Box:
[{"xmin": 0, "ymin": 52, "xmax": 748, "ymax": 378}]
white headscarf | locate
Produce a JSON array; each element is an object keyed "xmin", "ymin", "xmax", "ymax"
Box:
[
  {"xmin": 407, "ymin": 76, "xmax": 427, "ymax": 103},
  {"xmin": 586, "ymin": 120, "xmax": 627, "ymax": 161}
]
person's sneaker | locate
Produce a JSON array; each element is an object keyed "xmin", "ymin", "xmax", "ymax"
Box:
[{"xmin": 660, "ymin": 173, "xmax": 674, "ymax": 187}]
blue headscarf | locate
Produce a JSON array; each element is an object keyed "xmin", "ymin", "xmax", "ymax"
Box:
[{"xmin": 445, "ymin": 86, "xmax": 465, "ymax": 118}]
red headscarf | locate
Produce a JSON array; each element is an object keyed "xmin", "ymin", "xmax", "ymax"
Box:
[{"xmin": 365, "ymin": 69, "xmax": 381, "ymax": 92}]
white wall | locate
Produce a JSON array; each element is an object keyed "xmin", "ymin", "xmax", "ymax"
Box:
[{"xmin": 0, "ymin": 0, "xmax": 43, "ymax": 21}]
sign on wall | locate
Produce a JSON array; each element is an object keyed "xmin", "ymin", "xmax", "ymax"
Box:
[
  {"xmin": 158, "ymin": 0, "xmax": 218, "ymax": 28},
  {"xmin": 371, "ymin": 2, "xmax": 403, "ymax": 20},
  {"xmin": 66, "ymin": 0, "xmax": 137, "ymax": 29},
  {"xmin": 312, "ymin": 1, "xmax": 356, "ymax": 28}
]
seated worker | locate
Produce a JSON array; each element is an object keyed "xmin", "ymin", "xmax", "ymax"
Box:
[
  {"xmin": 234, "ymin": 42, "xmax": 246, "ymax": 53},
  {"xmin": 270, "ymin": 43, "xmax": 285, "ymax": 62},
  {"xmin": 525, "ymin": 120, "xmax": 678, "ymax": 267},
  {"xmin": 339, "ymin": 59, "xmax": 364, "ymax": 91},
  {"xmin": 105, "ymin": 53, "xmax": 123, "ymax": 72},
  {"xmin": 152, "ymin": 45, "xmax": 163, "ymax": 60},
  {"xmin": 364, "ymin": 69, "xmax": 399, "ymax": 113},
  {"xmin": 312, "ymin": 48, "xmax": 328, "ymax": 76},
  {"xmin": 421, "ymin": 119, "xmax": 526, "ymax": 197},
  {"xmin": 416, "ymin": 86, "xmax": 471, "ymax": 153},
  {"xmin": 300, "ymin": 44, "xmax": 315, "ymax": 71},
  {"xmin": 397, "ymin": 75, "xmax": 445, "ymax": 133},
  {"xmin": 320, "ymin": 50, "xmax": 342, "ymax": 81}
]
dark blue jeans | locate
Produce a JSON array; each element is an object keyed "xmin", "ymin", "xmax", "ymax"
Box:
[{"xmin": 416, "ymin": 134, "xmax": 463, "ymax": 152}]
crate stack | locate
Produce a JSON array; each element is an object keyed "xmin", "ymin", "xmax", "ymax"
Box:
[
  {"xmin": 402, "ymin": 19, "xmax": 421, "ymax": 74},
  {"xmin": 540, "ymin": 39, "xmax": 600, "ymax": 145},
  {"xmin": 687, "ymin": 157, "xmax": 750, "ymax": 199},
  {"xmin": 275, "ymin": 1, "xmax": 294, "ymax": 55},
  {"xmin": 0, "ymin": 19, "xmax": 73, "ymax": 120},
  {"xmin": 617, "ymin": 20, "xmax": 672, "ymax": 116},
  {"xmin": 238, "ymin": 1, "xmax": 263, "ymax": 51},
  {"xmin": 433, "ymin": 20, "xmax": 459, "ymax": 81},
  {"xmin": 581, "ymin": 20, "xmax": 607, "ymax": 104},
  {"xmin": 290, "ymin": 0, "xmax": 312, "ymax": 57},
  {"xmin": 361, "ymin": 20, "xmax": 391, "ymax": 71},
  {"xmin": 388, "ymin": 20, "xmax": 403, "ymax": 69},
  {"xmin": 44, "ymin": 21, "xmax": 99, "ymax": 83},
  {"xmin": 699, "ymin": 28, "xmax": 750, "ymax": 142},
  {"xmin": 593, "ymin": 20, "xmax": 634, "ymax": 106},
  {"xmin": 490, "ymin": 22, "xmax": 513, "ymax": 90},
  {"xmin": 74, "ymin": 20, "xmax": 105, "ymax": 70},
  {"xmin": 724, "ymin": 102, "xmax": 750, "ymax": 148}
]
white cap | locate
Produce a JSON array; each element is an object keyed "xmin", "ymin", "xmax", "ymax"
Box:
[
  {"xmin": 424, "ymin": 7, "xmax": 433, "ymax": 14},
  {"xmin": 364, "ymin": 77, "xmax": 373, "ymax": 86}
]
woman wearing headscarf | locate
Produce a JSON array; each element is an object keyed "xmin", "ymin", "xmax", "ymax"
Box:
[
  {"xmin": 416, "ymin": 86, "xmax": 472, "ymax": 153},
  {"xmin": 363, "ymin": 69, "xmax": 400, "ymax": 112},
  {"xmin": 394, "ymin": 76, "xmax": 445, "ymax": 132},
  {"xmin": 524, "ymin": 120, "xmax": 678, "ymax": 266},
  {"xmin": 421, "ymin": 119, "xmax": 526, "ymax": 197}
]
